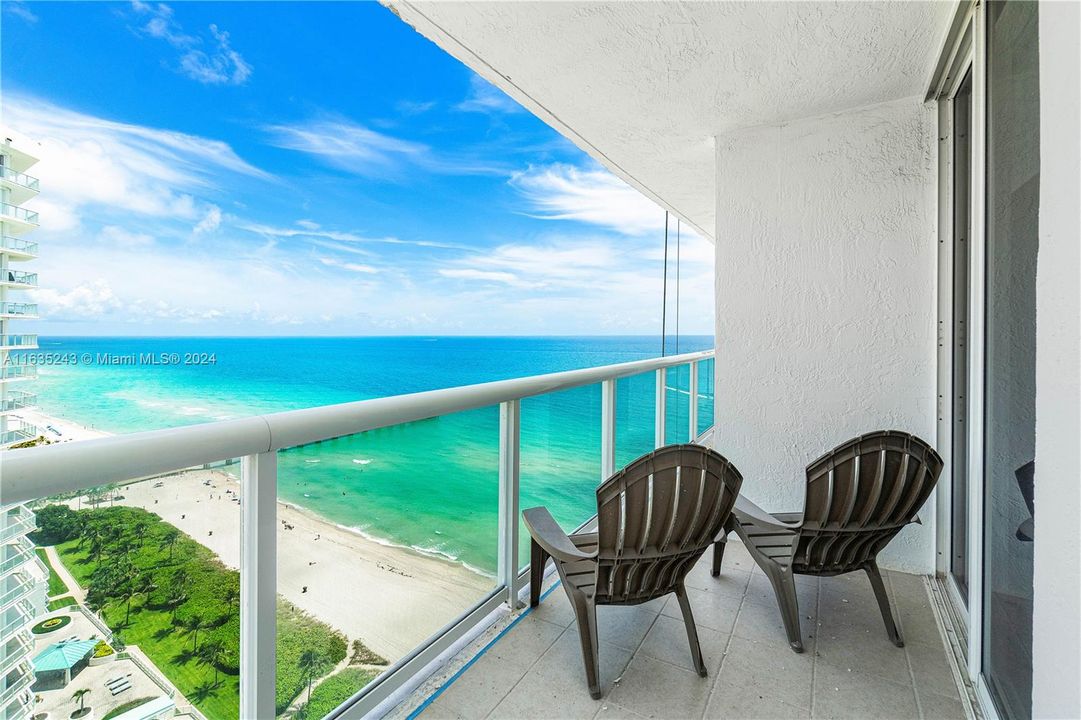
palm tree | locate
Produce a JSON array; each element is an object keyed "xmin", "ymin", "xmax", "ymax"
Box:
[
  {"xmin": 71, "ymin": 688, "xmax": 90, "ymax": 715},
  {"xmin": 161, "ymin": 527, "xmax": 181, "ymax": 561},
  {"xmin": 197, "ymin": 640, "xmax": 226, "ymax": 686},
  {"xmin": 183, "ymin": 614, "xmax": 206, "ymax": 652},
  {"xmin": 298, "ymin": 650, "xmax": 324, "ymax": 703},
  {"xmin": 166, "ymin": 570, "xmax": 190, "ymax": 623}
]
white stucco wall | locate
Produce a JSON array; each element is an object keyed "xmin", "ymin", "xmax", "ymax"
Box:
[
  {"xmin": 713, "ymin": 95, "xmax": 939, "ymax": 573},
  {"xmin": 1032, "ymin": 2, "xmax": 1081, "ymax": 717}
]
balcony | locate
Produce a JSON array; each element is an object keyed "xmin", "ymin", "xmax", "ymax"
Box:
[
  {"xmin": 0, "ymin": 303, "xmax": 37, "ymax": 319},
  {"xmin": 0, "ymin": 350, "xmax": 971, "ymax": 720},
  {"xmin": 0, "ymin": 204, "xmax": 38, "ymax": 235},
  {"xmin": 0, "ymin": 237, "xmax": 37, "ymax": 260},
  {"xmin": 0, "ymin": 167, "xmax": 39, "ymax": 206},
  {"xmin": 0, "ymin": 537, "xmax": 35, "ymax": 578},
  {"xmin": 0, "ymin": 663, "xmax": 33, "ymax": 717},
  {"xmin": 0, "ymin": 336, "xmax": 37, "ymax": 350},
  {"xmin": 395, "ymin": 542, "xmax": 965, "ymax": 720},
  {"xmin": 0, "ymin": 390, "xmax": 36, "ymax": 414},
  {"xmin": 0, "ymin": 365, "xmax": 36, "ymax": 383},
  {"xmin": 0, "ymin": 507, "xmax": 34, "ymax": 546},
  {"xmin": 0, "ymin": 270, "xmax": 36, "ymax": 289}
]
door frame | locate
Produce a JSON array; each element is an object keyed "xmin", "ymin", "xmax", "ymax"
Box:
[{"xmin": 931, "ymin": 2, "xmax": 998, "ymax": 719}]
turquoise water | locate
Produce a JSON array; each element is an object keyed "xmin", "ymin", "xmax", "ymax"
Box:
[{"xmin": 29, "ymin": 336, "xmax": 714, "ymax": 575}]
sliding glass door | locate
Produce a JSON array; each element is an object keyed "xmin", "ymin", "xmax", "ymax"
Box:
[{"xmin": 982, "ymin": 1, "xmax": 1039, "ymax": 718}]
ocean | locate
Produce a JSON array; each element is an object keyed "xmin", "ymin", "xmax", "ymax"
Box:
[{"xmin": 29, "ymin": 336, "xmax": 714, "ymax": 576}]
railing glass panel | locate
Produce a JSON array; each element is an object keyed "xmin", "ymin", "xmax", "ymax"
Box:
[
  {"xmin": 275, "ymin": 407, "xmax": 499, "ymax": 719},
  {"xmin": 0, "ymin": 167, "xmax": 39, "ymax": 192},
  {"xmin": 0, "ymin": 270, "xmax": 36, "ymax": 286},
  {"xmin": 0, "ymin": 204, "xmax": 38, "ymax": 224},
  {"xmin": 696, "ymin": 358, "xmax": 715, "ymax": 438},
  {"xmin": 0, "ymin": 303, "xmax": 37, "ymax": 316},
  {"xmin": 615, "ymin": 370, "xmax": 658, "ymax": 469},
  {"xmin": 0, "ymin": 237, "xmax": 37, "ymax": 255},
  {"xmin": 664, "ymin": 363, "xmax": 692, "ymax": 445},
  {"xmin": 0, "ymin": 336, "xmax": 37, "ymax": 348}
]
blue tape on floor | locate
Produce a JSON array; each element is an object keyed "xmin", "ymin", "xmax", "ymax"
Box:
[{"xmin": 407, "ymin": 581, "xmax": 563, "ymax": 719}]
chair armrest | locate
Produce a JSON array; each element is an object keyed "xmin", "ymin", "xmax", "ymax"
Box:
[
  {"xmin": 732, "ymin": 495, "xmax": 801, "ymax": 533},
  {"xmin": 523, "ymin": 507, "xmax": 598, "ymax": 563}
]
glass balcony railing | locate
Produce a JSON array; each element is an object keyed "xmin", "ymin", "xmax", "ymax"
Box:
[
  {"xmin": 0, "ymin": 600, "xmax": 36, "ymax": 642},
  {"xmin": 0, "ymin": 336, "xmax": 37, "ymax": 349},
  {"xmin": 0, "ymin": 573, "xmax": 35, "ymax": 615},
  {"xmin": 0, "ymin": 271, "xmax": 36, "ymax": 287},
  {"xmin": 0, "ymin": 237, "xmax": 37, "ymax": 256},
  {"xmin": 0, "ymin": 538, "xmax": 34, "ymax": 578},
  {"xmin": 0, "ymin": 365, "xmax": 36, "ymax": 381},
  {"xmin": 0, "ymin": 508, "xmax": 34, "ymax": 546},
  {"xmin": 0, "ymin": 204, "xmax": 37, "ymax": 225},
  {"xmin": 0, "ymin": 167, "xmax": 38, "ymax": 193},
  {"xmin": 0, "ymin": 664, "xmax": 33, "ymax": 714},
  {"xmin": 0, "ymin": 303, "xmax": 37, "ymax": 317},
  {"xmin": 0, "ymin": 348, "xmax": 716, "ymax": 720},
  {"xmin": 0, "ymin": 631, "xmax": 32, "ymax": 679},
  {"xmin": 0, "ymin": 390, "xmax": 35, "ymax": 413}
]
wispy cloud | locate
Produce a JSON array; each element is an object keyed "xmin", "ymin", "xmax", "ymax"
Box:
[
  {"xmin": 130, "ymin": 1, "xmax": 252, "ymax": 85},
  {"xmin": 438, "ymin": 268, "xmax": 542, "ymax": 289},
  {"xmin": 264, "ymin": 116, "xmax": 511, "ymax": 178},
  {"xmin": 319, "ymin": 257, "xmax": 379, "ymax": 274},
  {"xmin": 193, "ymin": 205, "xmax": 222, "ymax": 234},
  {"xmin": 3, "ymin": 95, "xmax": 269, "ymax": 232},
  {"xmin": 240, "ymin": 222, "xmax": 470, "ymax": 251},
  {"xmin": 456, "ymin": 75, "xmax": 523, "ymax": 115},
  {"xmin": 3, "ymin": 1, "xmax": 38, "ymax": 24},
  {"xmin": 264, "ymin": 117, "xmax": 428, "ymax": 177},
  {"xmin": 510, "ymin": 163, "xmax": 665, "ymax": 236},
  {"xmin": 396, "ymin": 99, "xmax": 437, "ymax": 116}
]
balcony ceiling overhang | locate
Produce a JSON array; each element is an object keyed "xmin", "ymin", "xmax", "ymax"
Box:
[{"xmin": 387, "ymin": 1, "xmax": 954, "ymax": 241}]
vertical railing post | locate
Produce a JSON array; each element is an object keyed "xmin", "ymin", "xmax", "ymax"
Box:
[
  {"xmin": 688, "ymin": 361, "xmax": 699, "ymax": 442},
  {"xmin": 601, "ymin": 379, "xmax": 616, "ymax": 481},
  {"xmin": 497, "ymin": 400, "xmax": 522, "ymax": 609},
  {"xmin": 655, "ymin": 367, "xmax": 667, "ymax": 448},
  {"xmin": 240, "ymin": 452, "xmax": 276, "ymax": 720}
]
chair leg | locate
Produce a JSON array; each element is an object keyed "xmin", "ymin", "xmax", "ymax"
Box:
[
  {"xmin": 763, "ymin": 565, "xmax": 804, "ymax": 653},
  {"xmin": 711, "ymin": 540, "xmax": 725, "ymax": 577},
  {"xmin": 529, "ymin": 538, "xmax": 549, "ymax": 608},
  {"xmin": 675, "ymin": 584, "xmax": 708, "ymax": 677},
  {"xmin": 569, "ymin": 593, "xmax": 602, "ymax": 699},
  {"xmin": 864, "ymin": 561, "xmax": 904, "ymax": 647}
]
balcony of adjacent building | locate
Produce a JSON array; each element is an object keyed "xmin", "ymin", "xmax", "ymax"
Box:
[
  {"xmin": 0, "ymin": 391, "xmax": 36, "ymax": 416},
  {"xmin": 0, "ymin": 364, "xmax": 37, "ymax": 384},
  {"xmin": 0, "ymin": 167, "xmax": 39, "ymax": 207},
  {"xmin": 0, "ymin": 507, "xmax": 34, "ymax": 548},
  {"xmin": 0, "ymin": 238, "xmax": 37, "ymax": 262},
  {"xmin": 0, "ymin": 336, "xmax": 37, "ymax": 351},
  {"xmin": 0, "ymin": 661, "xmax": 34, "ymax": 720},
  {"xmin": 0, "ymin": 204, "xmax": 38, "ymax": 235},
  {"xmin": 0, "ymin": 271, "xmax": 36, "ymax": 290},
  {"xmin": 0, "ymin": 420, "xmax": 38, "ymax": 448},
  {"xmin": 0, "ymin": 303, "xmax": 37, "ymax": 320}
]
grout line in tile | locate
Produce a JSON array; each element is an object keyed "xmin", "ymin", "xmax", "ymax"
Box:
[{"xmin": 699, "ymin": 571, "xmax": 751, "ymax": 720}]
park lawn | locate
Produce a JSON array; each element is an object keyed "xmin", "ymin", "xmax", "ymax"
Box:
[
  {"xmin": 51, "ymin": 506, "xmax": 347, "ymax": 720},
  {"xmin": 35, "ymin": 547, "xmax": 68, "ymax": 597},
  {"xmin": 300, "ymin": 667, "xmax": 379, "ymax": 719},
  {"xmin": 47, "ymin": 595, "xmax": 77, "ymax": 611}
]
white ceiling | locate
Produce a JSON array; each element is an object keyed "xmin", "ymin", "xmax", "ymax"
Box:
[{"xmin": 388, "ymin": 1, "xmax": 954, "ymax": 241}]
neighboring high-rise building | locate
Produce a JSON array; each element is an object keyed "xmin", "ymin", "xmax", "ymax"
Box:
[{"xmin": 0, "ymin": 136, "xmax": 47, "ymax": 720}]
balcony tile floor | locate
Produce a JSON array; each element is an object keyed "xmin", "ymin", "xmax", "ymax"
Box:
[{"xmin": 409, "ymin": 541, "xmax": 970, "ymax": 720}]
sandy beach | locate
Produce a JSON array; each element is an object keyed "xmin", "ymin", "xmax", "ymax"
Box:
[{"xmin": 38, "ymin": 412, "xmax": 493, "ymax": 661}]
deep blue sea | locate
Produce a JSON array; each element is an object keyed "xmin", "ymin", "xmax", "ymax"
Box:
[{"xmin": 29, "ymin": 336, "xmax": 714, "ymax": 575}]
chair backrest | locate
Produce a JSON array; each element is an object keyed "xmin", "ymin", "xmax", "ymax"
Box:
[
  {"xmin": 793, "ymin": 431, "xmax": 943, "ymax": 574},
  {"xmin": 593, "ymin": 444, "xmax": 742, "ymax": 604}
]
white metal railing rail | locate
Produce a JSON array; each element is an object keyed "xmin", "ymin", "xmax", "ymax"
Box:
[
  {"xmin": 0, "ymin": 270, "xmax": 36, "ymax": 287},
  {"xmin": 0, "ymin": 302, "xmax": 37, "ymax": 316},
  {"xmin": 0, "ymin": 390, "xmax": 35, "ymax": 413},
  {"xmin": 0, "ymin": 348, "xmax": 715, "ymax": 720},
  {"xmin": 0, "ymin": 365, "xmax": 35, "ymax": 381}
]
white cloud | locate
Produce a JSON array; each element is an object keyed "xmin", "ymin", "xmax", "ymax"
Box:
[
  {"xmin": 4, "ymin": 1, "xmax": 37, "ymax": 23},
  {"xmin": 194, "ymin": 205, "xmax": 222, "ymax": 234},
  {"xmin": 100, "ymin": 225, "xmax": 155, "ymax": 248},
  {"xmin": 32, "ymin": 280, "xmax": 123, "ymax": 320},
  {"xmin": 264, "ymin": 118, "xmax": 428, "ymax": 177},
  {"xmin": 2, "ymin": 95, "xmax": 267, "ymax": 232},
  {"xmin": 241, "ymin": 222, "xmax": 468, "ymax": 250},
  {"xmin": 131, "ymin": 2, "xmax": 252, "ymax": 85},
  {"xmin": 438, "ymin": 268, "xmax": 540, "ymax": 288},
  {"xmin": 319, "ymin": 257, "xmax": 379, "ymax": 274},
  {"xmin": 510, "ymin": 164, "xmax": 665, "ymax": 236},
  {"xmin": 456, "ymin": 75, "xmax": 523, "ymax": 115}
]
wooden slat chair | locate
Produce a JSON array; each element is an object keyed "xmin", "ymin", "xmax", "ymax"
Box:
[
  {"xmin": 524, "ymin": 444, "xmax": 743, "ymax": 699},
  {"xmin": 712, "ymin": 430, "xmax": 943, "ymax": 653}
]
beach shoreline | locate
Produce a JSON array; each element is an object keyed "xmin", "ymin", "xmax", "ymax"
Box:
[{"xmin": 35, "ymin": 410, "xmax": 493, "ymax": 661}]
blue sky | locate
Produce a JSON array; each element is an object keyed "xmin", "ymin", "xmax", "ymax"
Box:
[{"xmin": 2, "ymin": 1, "xmax": 713, "ymax": 336}]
